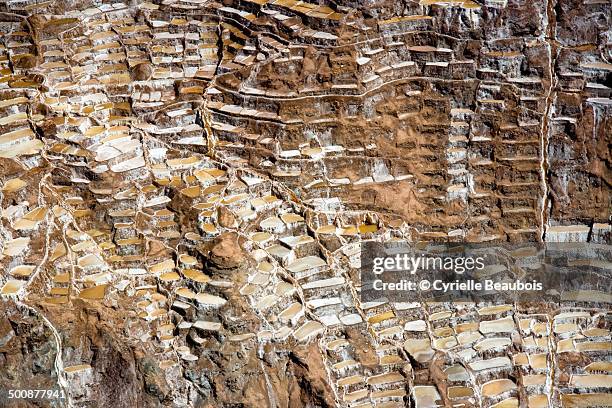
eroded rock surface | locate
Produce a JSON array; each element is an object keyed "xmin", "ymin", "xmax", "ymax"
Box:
[{"xmin": 206, "ymin": 232, "xmax": 246, "ymax": 272}]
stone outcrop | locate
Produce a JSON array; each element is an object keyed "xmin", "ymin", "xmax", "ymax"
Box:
[{"xmin": 206, "ymin": 232, "xmax": 246, "ymax": 273}]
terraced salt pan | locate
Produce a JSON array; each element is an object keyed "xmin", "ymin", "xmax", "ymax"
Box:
[
  {"xmin": 286, "ymin": 256, "xmax": 327, "ymax": 273},
  {"xmin": 9, "ymin": 265, "xmax": 36, "ymax": 278},
  {"xmin": 479, "ymin": 317, "xmax": 515, "ymax": 333},
  {"xmin": 293, "ymin": 321, "xmax": 324, "ymax": 342},
  {"xmin": 481, "ymin": 378, "xmax": 516, "ymax": 397},
  {"xmin": 193, "ymin": 321, "xmax": 222, "ymax": 332},
  {"xmin": 1, "ymin": 279, "xmax": 26, "ymax": 295},
  {"xmin": 412, "ymin": 385, "xmax": 441, "ymax": 408},
  {"xmin": 468, "ymin": 356, "xmax": 512, "ymax": 371},
  {"xmin": 194, "ymin": 293, "xmax": 227, "ymax": 307},
  {"xmin": 301, "ymin": 277, "xmax": 345, "ymax": 290},
  {"xmin": 3, "ymin": 237, "xmax": 30, "ymax": 256},
  {"xmin": 474, "ymin": 337, "xmax": 511, "ymax": 351},
  {"xmin": 404, "ymin": 338, "xmax": 434, "ymax": 363},
  {"xmin": 490, "ymin": 397, "xmax": 518, "ymax": 408}
]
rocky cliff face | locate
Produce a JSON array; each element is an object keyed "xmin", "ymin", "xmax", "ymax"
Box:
[{"xmin": 0, "ymin": 0, "xmax": 609, "ymax": 407}]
